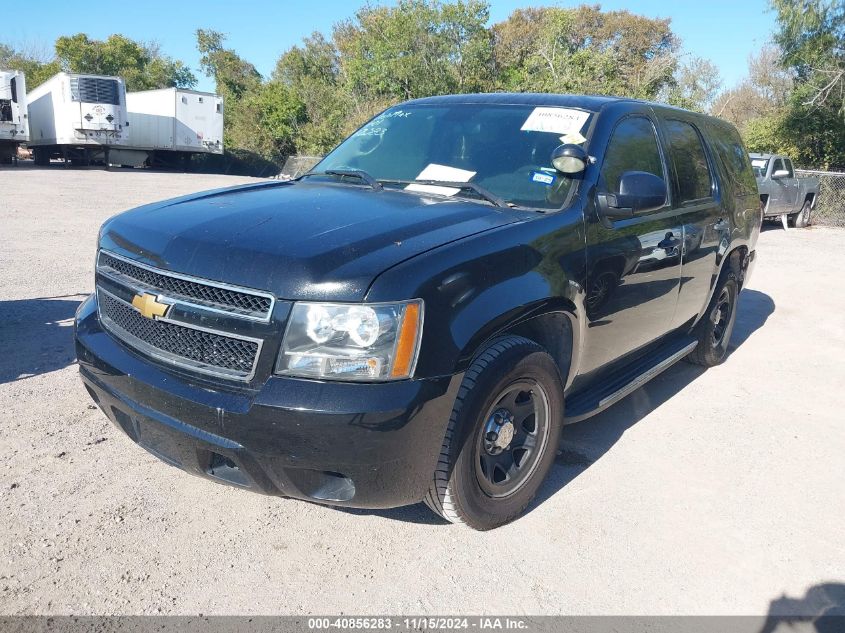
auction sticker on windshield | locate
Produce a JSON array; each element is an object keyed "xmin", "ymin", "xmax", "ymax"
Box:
[
  {"xmin": 406, "ymin": 163, "xmax": 476, "ymax": 197},
  {"xmin": 521, "ymin": 107, "xmax": 590, "ymax": 136}
]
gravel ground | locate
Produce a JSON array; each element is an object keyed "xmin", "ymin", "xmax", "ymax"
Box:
[{"xmin": 0, "ymin": 166, "xmax": 843, "ymax": 617}]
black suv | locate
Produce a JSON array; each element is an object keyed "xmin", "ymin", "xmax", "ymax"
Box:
[{"xmin": 75, "ymin": 94, "xmax": 760, "ymax": 530}]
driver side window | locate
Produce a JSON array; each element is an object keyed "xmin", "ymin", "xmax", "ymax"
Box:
[
  {"xmin": 783, "ymin": 159, "xmax": 795, "ymax": 178},
  {"xmin": 600, "ymin": 116, "xmax": 666, "ymax": 194}
]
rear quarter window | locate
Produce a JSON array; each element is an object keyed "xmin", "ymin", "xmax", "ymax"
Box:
[
  {"xmin": 707, "ymin": 121, "xmax": 757, "ymax": 195},
  {"xmin": 664, "ymin": 119, "xmax": 713, "ymax": 203}
]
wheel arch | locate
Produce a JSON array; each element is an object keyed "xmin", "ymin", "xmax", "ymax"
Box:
[
  {"xmin": 461, "ymin": 303, "xmax": 580, "ymax": 392},
  {"xmin": 693, "ymin": 242, "xmax": 750, "ymax": 331}
]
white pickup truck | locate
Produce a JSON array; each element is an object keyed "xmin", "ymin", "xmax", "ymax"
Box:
[{"xmin": 751, "ymin": 152, "xmax": 820, "ymax": 228}]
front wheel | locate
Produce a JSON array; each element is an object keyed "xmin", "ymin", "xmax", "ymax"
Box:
[{"xmin": 424, "ymin": 336, "xmax": 564, "ymax": 530}]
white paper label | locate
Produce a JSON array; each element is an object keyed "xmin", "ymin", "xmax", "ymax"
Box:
[
  {"xmin": 521, "ymin": 107, "xmax": 590, "ymax": 135},
  {"xmin": 405, "ymin": 163, "xmax": 476, "ymax": 197},
  {"xmin": 560, "ymin": 131, "xmax": 587, "ymax": 145}
]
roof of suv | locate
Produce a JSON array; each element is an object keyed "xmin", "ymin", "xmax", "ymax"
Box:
[
  {"xmin": 403, "ymin": 93, "xmax": 734, "ymax": 124},
  {"xmin": 405, "ymin": 93, "xmax": 623, "ymax": 110}
]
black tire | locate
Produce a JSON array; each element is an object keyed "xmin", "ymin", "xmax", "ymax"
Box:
[
  {"xmin": 791, "ymin": 200, "xmax": 812, "ymax": 228},
  {"xmin": 424, "ymin": 336, "xmax": 565, "ymax": 530},
  {"xmin": 686, "ymin": 271, "xmax": 739, "ymax": 367}
]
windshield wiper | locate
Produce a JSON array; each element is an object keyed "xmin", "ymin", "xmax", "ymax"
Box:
[
  {"xmin": 379, "ymin": 179, "xmax": 508, "ymax": 208},
  {"xmin": 302, "ymin": 172, "xmax": 509, "ymax": 208},
  {"xmin": 301, "ymin": 169, "xmax": 383, "ymax": 191}
]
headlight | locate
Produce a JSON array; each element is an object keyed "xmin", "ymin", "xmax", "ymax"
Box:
[{"xmin": 276, "ymin": 300, "xmax": 423, "ymax": 381}]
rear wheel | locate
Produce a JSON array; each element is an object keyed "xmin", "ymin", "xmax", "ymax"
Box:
[
  {"xmin": 424, "ymin": 336, "xmax": 564, "ymax": 530},
  {"xmin": 686, "ymin": 271, "xmax": 738, "ymax": 367},
  {"xmin": 790, "ymin": 200, "xmax": 812, "ymax": 228}
]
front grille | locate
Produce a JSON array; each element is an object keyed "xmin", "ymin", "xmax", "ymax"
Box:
[
  {"xmin": 70, "ymin": 77, "xmax": 120, "ymax": 105},
  {"xmin": 98, "ymin": 290, "xmax": 260, "ymax": 379},
  {"xmin": 98, "ymin": 251, "xmax": 272, "ymax": 320}
]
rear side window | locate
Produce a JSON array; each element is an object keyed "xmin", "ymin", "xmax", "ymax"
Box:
[
  {"xmin": 10, "ymin": 77, "xmax": 17, "ymax": 103},
  {"xmin": 600, "ymin": 116, "xmax": 666, "ymax": 194},
  {"xmin": 708, "ymin": 121, "xmax": 757, "ymax": 194},
  {"xmin": 665, "ymin": 120, "xmax": 713, "ymax": 203}
]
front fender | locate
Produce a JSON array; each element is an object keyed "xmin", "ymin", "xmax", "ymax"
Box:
[{"xmin": 365, "ymin": 208, "xmax": 587, "ymax": 379}]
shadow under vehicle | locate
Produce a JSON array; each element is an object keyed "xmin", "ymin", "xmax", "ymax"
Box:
[{"xmin": 75, "ymin": 93, "xmax": 762, "ymax": 530}]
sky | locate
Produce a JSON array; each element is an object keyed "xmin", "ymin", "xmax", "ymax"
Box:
[{"xmin": 5, "ymin": 1, "xmax": 777, "ymax": 94}]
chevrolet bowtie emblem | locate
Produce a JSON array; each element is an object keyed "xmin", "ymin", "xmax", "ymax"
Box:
[{"xmin": 131, "ymin": 293, "xmax": 171, "ymax": 320}]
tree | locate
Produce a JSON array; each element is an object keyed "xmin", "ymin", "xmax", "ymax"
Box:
[
  {"xmin": 273, "ymin": 1, "xmax": 493, "ymax": 154},
  {"xmin": 334, "ymin": 0, "xmax": 493, "ymax": 101},
  {"xmin": 196, "ymin": 29, "xmax": 260, "ymax": 99},
  {"xmin": 771, "ymin": 0, "xmax": 844, "ymax": 112},
  {"xmin": 274, "ymin": 32, "xmax": 351, "ymax": 154},
  {"xmin": 664, "ymin": 56, "xmax": 722, "ymax": 111},
  {"xmin": 750, "ymin": 0, "xmax": 845, "ymax": 168},
  {"xmin": 712, "ymin": 81, "xmax": 771, "ymax": 129},
  {"xmin": 712, "ymin": 45, "xmax": 793, "ymax": 134},
  {"xmin": 0, "ymin": 43, "xmax": 61, "ymax": 89},
  {"xmin": 196, "ymin": 30, "xmax": 305, "ymax": 164},
  {"xmin": 227, "ymin": 81, "xmax": 306, "ymax": 161},
  {"xmin": 748, "ymin": 43, "xmax": 794, "ymax": 105},
  {"xmin": 491, "ymin": 6, "xmax": 678, "ymax": 99},
  {"xmin": 54, "ymin": 33, "xmax": 196, "ymax": 90}
]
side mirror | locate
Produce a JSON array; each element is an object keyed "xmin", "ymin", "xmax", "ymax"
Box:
[
  {"xmin": 772, "ymin": 169, "xmax": 790, "ymax": 179},
  {"xmin": 597, "ymin": 171, "xmax": 666, "ymax": 219},
  {"xmin": 551, "ymin": 144, "xmax": 588, "ymax": 174}
]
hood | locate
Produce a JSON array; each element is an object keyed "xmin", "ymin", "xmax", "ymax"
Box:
[{"xmin": 99, "ymin": 180, "xmax": 523, "ymax": 301}]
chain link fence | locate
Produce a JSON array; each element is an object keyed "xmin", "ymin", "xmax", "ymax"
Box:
[{"xmin": 796, "ymin": 169, "xmax": 845, "ymax": 227}]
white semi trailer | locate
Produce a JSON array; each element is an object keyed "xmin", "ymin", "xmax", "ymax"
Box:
[
  {"xmin": 0, "ymin": 69, "xmax": 29, "ymax": 164},
  {"xmin": 27, "ymin": 72, "xmax": 128, "ymax": 166},
  {"xmin": 125, "ymin": 88, "xmax": 224, "ymax": 167}
]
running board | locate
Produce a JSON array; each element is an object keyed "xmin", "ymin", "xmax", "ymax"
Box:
[{"xmin": 565, "ymin": 338, "xmax": 698, "ymax": 424}]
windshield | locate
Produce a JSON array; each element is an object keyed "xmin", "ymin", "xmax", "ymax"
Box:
[
  {"xmin": 314, "ymin": 103, "xmax": 595, "ymax": 210},
  {"xmin": 750, "ymin": 157, "xmax": 769, "ymax": 178}
]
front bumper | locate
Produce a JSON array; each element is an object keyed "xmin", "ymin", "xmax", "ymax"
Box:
[{"xmin": 75, "ymin": 295, "xmax": 460, "ymax": 509}]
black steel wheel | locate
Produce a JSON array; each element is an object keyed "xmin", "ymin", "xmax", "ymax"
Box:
[
  {"xmin": 710, "ymin": 287, "xmax": 733, "ymax": 349},
  {"xmin": 424, "ymin": 336, "xmax": 565, "ymax": 530},
  {"xmin": 686, "ymin": 270, "xmax": 739, "ymax": 367},
  {"xmin": 474, "ymin": 380, "xmax": 551, "ymax": 498}
]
